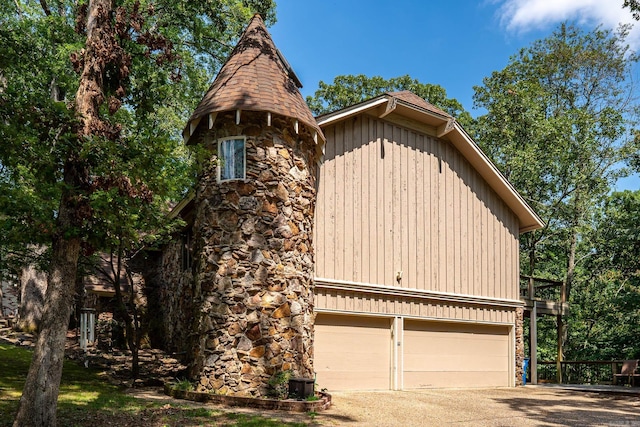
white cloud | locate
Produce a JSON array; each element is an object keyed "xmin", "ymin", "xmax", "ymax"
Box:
[{"xmin": 494, "ymin": 0, "xmax": 640, "ymax": 49}]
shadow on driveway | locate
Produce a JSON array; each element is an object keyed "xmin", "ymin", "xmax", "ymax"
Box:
[{"xmin": 314, "ymin": 386, "xmax": 640, "ymax": 426}]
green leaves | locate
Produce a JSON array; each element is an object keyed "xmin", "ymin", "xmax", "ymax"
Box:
[
  {"xmin": 569, "ymin": 191, "xmax": 640, "ymax": 359},
  {"xmin": 0, "ymin": 0, "xmax": 276, "ymax": 264},
  {"xmin": 306, "ymin": 74, "xmax": 473, "ymax": 127},
  {"xmin": 472, "ymin": 23, "xmax": 640, "ymax": 360}
]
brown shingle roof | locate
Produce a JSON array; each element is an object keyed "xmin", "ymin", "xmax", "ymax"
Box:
[
  {"xmin": 386, "ymin": 91, "xmax": 451, "ymax": 118},
  {"xmin": 187, "ymin": 14, "xmax": 324, "ymax": 142}
]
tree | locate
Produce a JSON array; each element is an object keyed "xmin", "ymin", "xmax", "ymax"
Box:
[
  {"xmin": 623, "ymin": 0, "xmax": 640, "ymax": 20},
  {"xmin": 306, "ymin": 74, "xmax": 473, "ymax": 126},
  {"xmin": 0, "ymin": 1, "xmax": 276, "ymax": 425},
  {"xmin": 569, "ymin": 191, "xmax": 640, "ymax": 360},
  {"xmin": 472, "ymin": 23, "xmax": 639, "ymax": 359}
]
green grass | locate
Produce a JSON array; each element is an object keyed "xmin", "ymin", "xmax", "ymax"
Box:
[{"xmin": 0, "ymin": 343, "xmax": 311, "ymax": 426}]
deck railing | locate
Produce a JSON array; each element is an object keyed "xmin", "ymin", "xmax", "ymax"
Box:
[{"xmin": 537, "ymin": 361, "xmax": 625, "ymax": 385}]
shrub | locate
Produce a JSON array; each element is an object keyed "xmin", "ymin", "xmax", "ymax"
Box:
[{"xmin": 267, "ymin": 370, "xmax": 292, "ymax": 399}]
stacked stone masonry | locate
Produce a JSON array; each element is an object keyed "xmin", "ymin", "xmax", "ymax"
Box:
[
  {"xmin": 515, "ymin": 307, "xmax": 525, "ymax": 386},
  {"xmin": 186, "ymin": 111, "xmax": 319, "ymax": 397}
]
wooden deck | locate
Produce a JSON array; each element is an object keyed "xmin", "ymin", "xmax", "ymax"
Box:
[{"xmin": 521, "ymin": 297, "xmax": 569, "ymax": 316}]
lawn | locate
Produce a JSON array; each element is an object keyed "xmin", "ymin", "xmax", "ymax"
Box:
[{"xmin": 0, "ymin": 343, "xmax": 312, "ymax": 426}]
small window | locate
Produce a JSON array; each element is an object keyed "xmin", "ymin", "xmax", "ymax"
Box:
[{"xmin": 218, "ymin": 137, "xmax": 246, "ymax": 181}]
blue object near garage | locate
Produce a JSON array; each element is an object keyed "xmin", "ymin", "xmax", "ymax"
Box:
[{"xmin": 523, "ymin": 358, "xmax": 530, "ymax": 385}]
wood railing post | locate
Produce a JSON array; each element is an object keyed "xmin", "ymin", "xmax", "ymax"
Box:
[{"xmin": 556, "ymin": 314, "xmax": 563, "ymax": 383}]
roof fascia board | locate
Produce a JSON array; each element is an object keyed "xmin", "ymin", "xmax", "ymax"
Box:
[
  {"xmin": 448, "ymin": 123, "xmax": 544, "ymax": 233},
  {"xmin": 168, "ymin": 191, "xmax": 195, "ymax": 220},
  {"xmin": 394, "ymin": 99, "xmax": 451, "ymax": 122},
  {"xmin": 316, "ymin": 97, "xmax": 388, "ymax": 126}
]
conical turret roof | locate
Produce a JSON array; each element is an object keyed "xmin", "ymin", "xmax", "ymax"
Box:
[{"xmin": 184, "ymin": 14, "xmax": 324, "ymax": 144}]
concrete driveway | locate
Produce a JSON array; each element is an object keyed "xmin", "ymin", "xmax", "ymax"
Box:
[{"xmin": 312, "ymin": 386, "xmax": 640, "ymax": 426}]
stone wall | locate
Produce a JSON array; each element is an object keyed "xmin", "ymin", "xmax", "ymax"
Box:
[
  {"xmin": 188, "ymin": 111, "xmax": 319, "ymax": 397},
  {"xmin": 515, "ymin": 307, "xmax": 525, "ymax": 386},
  {"xmin": 154, "ymin": 239, "xmax": 196, "ymax": 355}
]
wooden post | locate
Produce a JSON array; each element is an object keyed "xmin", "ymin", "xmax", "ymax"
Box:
[
  {"xmin": 557, "ymin": 280, "xmax": 566, "ymax": 384},
  {"xmin": 528, "ymin": 275, "xmax": 534, "ymax": 299},
  {"xmin": 556, "ymin": 314, "xmax": 563, "ymax": 383},
  {"xmin": 531, "ymin": 301, "xmax": 538, "ymax": 385}
]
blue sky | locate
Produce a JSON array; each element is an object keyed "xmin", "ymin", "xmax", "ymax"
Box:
[{"xmin": 268, "ymin": 0, "xmax": 640, "ymax": 191}]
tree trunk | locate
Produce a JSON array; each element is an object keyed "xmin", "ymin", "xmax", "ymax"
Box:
[
  {"xmin": 13, "ymin": 180, "xmax": 83, "ymax": 427},
  {"xmin": 565, "ymin": 229, "xmax": 578, "ymax": 301},
  {"xmin": 111, "ymin": 249, "xmax": 140, "ymax": 379},
  {"xmin": 13, "ymin": 0, "xmax": 110, "ymax": 424}
]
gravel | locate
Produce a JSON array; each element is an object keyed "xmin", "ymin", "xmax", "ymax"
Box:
[{"xmin": 311, "ymin": 387, "xmax": 640, "ymax": 426}]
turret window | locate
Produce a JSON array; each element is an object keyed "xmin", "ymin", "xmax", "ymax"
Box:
[{"xmin": 218, "ymin": 137, "xmax": 246, "ymax": 181}]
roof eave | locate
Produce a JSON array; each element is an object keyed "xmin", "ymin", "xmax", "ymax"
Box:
[
  {"xmin": 317, "ymin": 96, "xmax": 389, "ymax": 127},
  {"xmin": 183, "ymin": 109, "xmax": 326, "ymax": 147}
]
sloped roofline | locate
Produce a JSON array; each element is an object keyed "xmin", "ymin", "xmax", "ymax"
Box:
[
  {"xmin": 317, "ymin": 93, "xmax": 544, "ymax": 234},
  {"xmin": 182, "ymin": 14, "xmax": 324, "ymax": 147}
]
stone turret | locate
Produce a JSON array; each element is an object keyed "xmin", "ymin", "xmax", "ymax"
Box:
[{"xmin": 183, "ymin": 14, "xmax": 324, "ymax": 397}]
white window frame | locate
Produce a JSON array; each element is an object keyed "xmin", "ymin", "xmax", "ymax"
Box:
[{"xmin": 217, "ymin": 136, "xmax": 246, "ymax": 182}]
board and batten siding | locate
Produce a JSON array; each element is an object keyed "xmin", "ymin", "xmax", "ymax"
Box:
[{"xmin": 315, "ymin": 113, "xmax": 520, "ymax": 302}]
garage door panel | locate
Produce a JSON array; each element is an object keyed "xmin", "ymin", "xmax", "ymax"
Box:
[
  {"xmin": 404, "ymin": 371, "xmax": 507, "ymax": 388},
  {"xmin": 314, "ymin": 314, "xmax": 391, "ymax": 391},
  {"xmin": 403, "ymin": 321, "xmax": 510, "ymax": 388}
]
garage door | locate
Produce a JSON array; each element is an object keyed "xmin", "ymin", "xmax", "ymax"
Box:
[
  {"xmin": 403, "ymin": 321, "xmax": 510, "ymax": 388},
  {"xmin": 314, "ymin": 314, "xmax": 391, "ymax": 391}
]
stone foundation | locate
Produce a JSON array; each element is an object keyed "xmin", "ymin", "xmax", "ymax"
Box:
[
  {"xmin": 515, "ymin": 307, "xmax": 525, "ymax": 386},
  {"xmin": 188, "ymin": 111, "xmax": 319, "ymax": 397}
]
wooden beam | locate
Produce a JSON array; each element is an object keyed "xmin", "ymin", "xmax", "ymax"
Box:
[
  {"xmin": 557, "ymin": 314, "xmax": 563, "ymax": 383},
  {"xmin": 236, "ymin": 109, "xmax": 241, "ymax": 125},
  {"xmin": 208, "ymin": 113, "xmax": 217, "ymax": 129},
  {"xmin": 521, "ymin": 274, "xmax": 564, "ymax": 286},
  {"xmin": 533, "ymin": 283, "xmax": 565, "ymax": 290},
  {"xmin": 190, "ymin": 117, "xmax": 200, "ymax": 136},
  {"xmin": 294, "ymin": 119, "xmax": 299, "ymax": 134},
  {"xmin": 183, "ymin": 117, "xmax": 202, "ymax": 144},
  {"xmin": 379, "ymin": 97, "xmax": 397, "ymax": 118},
  {"xmin": 436, "ymin": 119, "xmax": 455, "ymax": 138},
  {"xmin": 267, "ymin": 112, "xmax": 271, "ymax": 127}
]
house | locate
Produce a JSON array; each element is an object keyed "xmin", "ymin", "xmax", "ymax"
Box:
[{"xmin": 157, "ymin": 13, "xmax": 543, "ymax": 396}]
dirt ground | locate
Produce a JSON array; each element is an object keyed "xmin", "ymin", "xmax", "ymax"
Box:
[{"xmin": 130, "ymin": 385, "xmax": 640, "ymax": 426}]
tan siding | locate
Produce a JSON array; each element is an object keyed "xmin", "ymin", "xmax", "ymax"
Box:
[
  {"xmin": 415, "ymin": 133, "xmax": 425, "ymax": 292},
  {"xmin": 316, "ymin": 114, "xmax": 520, "ymax": 305},
  {"xmin": 315, "ymin": 288, "xmax": 517, "ymax": 325}
]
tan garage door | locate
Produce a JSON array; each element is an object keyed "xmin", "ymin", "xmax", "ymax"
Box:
[
  {"xmin": 403, "ymin": 321, "xmax": 510, "ymax": 388},
  {"xmin": 314, "ymin": 314, "xmax": 391, "ymax": 391}
]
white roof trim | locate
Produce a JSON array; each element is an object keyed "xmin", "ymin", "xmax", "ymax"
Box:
[{"xmin": 317, "ymin": 97, "xmax": 388, "ymax": 126}]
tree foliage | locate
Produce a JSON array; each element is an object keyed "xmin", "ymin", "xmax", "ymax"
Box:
[
  {"xmin": 472, "ymin": 23, "xmax": 638, "ymax": 284},
  {"xmin": 306, "ymin": 74, "xmax": 473, "ymax": 126},
  {"xmin": 569, "ymin": 191, "xmax": 640, "ymax": 360},
  {"xmin": 0, "ymin": 1, "xmax": 276, "ymax": 425},
  {"xmin": 623, "ymin": 0, "xmax": 640, "ymax": 20},
  {"xmin": 472, "ymin": 23, "xmax": 640, "ymax": 362}
]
